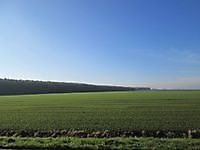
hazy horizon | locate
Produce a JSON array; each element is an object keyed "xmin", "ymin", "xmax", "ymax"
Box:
[
  {"xmin": 1, "ymin": 77, "xmax": 200, "ymax": 90},
  {"xmin": 1, "ymin": 0, "xmax": 200, "ymax": 89}
]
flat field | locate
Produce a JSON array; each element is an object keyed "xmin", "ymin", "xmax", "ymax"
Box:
[{"xmin": 0, "ymin": 91, "xmax": 199, "ymax": 130}]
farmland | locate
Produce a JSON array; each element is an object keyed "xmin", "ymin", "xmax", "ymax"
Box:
[
  {"xmin": 0, "ymin": 90, "xmax": 200, "ymax": 149},
  {"xmin": 0, "ymin": 90, "xmax": 199, "ymax": 131}
]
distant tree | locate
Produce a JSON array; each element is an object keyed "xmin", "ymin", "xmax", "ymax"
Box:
[{"xmin": 0, "ymin": 78, "xmax": 150, "ymax": 95}]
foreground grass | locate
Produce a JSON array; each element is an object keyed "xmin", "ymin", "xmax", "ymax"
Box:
[
  {"xmin": 0, "ymin": 91, "xmax": 200, "ymax": 130},
  {"xmin": 0, "ymin": 136, "xmax": 200, "ymax": 150}
]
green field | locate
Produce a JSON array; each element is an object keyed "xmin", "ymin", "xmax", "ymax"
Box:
[{"xmin": 0, "ymin": 90, "xmax": 199, "ymax": 130}]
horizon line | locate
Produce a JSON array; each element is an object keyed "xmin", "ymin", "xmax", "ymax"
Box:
[{"xmin": 1, "ymin": 77, "xmax": 200, "ymax": 90}]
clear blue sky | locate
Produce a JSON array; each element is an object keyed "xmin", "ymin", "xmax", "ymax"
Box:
[{"xmin": 1, "ymin": 0, "xmax": 200, "ymax": 89}]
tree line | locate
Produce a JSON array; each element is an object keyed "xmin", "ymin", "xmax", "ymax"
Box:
[{"xmin": 0, "ymin": 78, "xmax": 151, "ymax": 95}]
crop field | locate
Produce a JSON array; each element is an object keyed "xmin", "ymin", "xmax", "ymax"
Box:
[{"xmin": 0, "ymin": 90, "xmax": 199, "ymax": 131}]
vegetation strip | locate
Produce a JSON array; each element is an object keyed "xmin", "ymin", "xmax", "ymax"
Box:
[
  {"xmin": 0, "ymin": 136, "xmax": 200, "ymax": 150},
  {"xmin": 0, "ymin": 78, "xmax": 149, "ymax": 95},
  {"xmin": 0, "ymin": 129, "xmax": 200, "ymax": 138}
]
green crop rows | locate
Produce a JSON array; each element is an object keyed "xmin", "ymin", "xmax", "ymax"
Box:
[{"xmin": 0, "ymin": 91, "xmax": 199, "ymax": 130}]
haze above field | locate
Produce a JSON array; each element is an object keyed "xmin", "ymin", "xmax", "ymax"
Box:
[{"xmin": 0, "ymin": 0, "xmax": 200, "ymax": 89}]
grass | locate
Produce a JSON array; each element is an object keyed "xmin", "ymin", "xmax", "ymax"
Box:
[
  {"xmin": 0, "ymin": 90, "xmax": 199, "ymax": 130},
  {"xmin": 0, "ymin": 136, "xmax": 200, "ymax": 150}
]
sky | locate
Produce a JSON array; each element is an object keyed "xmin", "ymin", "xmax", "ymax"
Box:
[{"xmin": 0, "ymin": 0, "xmax": 200, "ymax": 89}]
